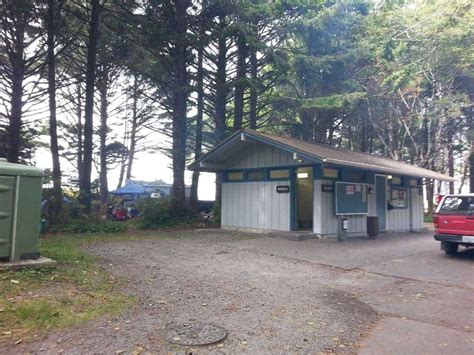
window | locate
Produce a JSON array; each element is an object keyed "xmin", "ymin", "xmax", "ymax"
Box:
[
  {"xmin": 323, "ymin": 168, "xmax": 338, "ymax": 178},
  {"xmin": 440, "ymin": 196, "xmax": 474, "ymax": 215},
  {"xmin": 409, "ymin": 179, "xmax": 418, "ymax": 187},
  {"xmin": 227, "ymin": 172, "xmax": 244, "ymax": 181},
  {"xmin": 248, "ymin": 170, "xmax": 266, "ymax": 181},
  {"xmin": 270, "ymin": 169, "xmax": 290, "ymax": 179},
  {"xmin": 391, "ymin": 176, "xmax": 402, "ymax": 185},
  {"xmin": 350, "ymin": 171, "xmax": 366, "ymax": 181}
]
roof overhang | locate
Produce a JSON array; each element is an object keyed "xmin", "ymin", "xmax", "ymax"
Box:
[
  {"xmin": 321, "ymin": 159, "xmax": 456, "ymax": 182},
  {"xmin": 189, "ymin": 129, "xmax": 456, "ymax": 182},
  {"xmin": 188, "ymin": 130, "xmax": 321, "ymax": 172}
]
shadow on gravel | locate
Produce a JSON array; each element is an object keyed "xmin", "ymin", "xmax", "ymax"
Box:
[{"xmin": 444, "ymin": 248, "xmax": 474, "ymax": 261}]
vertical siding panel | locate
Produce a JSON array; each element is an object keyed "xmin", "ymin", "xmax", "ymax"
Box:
[
  {"xmin": 226, "ymin": 183, "xmax": 232, "ymax": 227},
  {"xmin": 220, "ymin": 180, "xmax": 291, "ymax": 231},
  {"xmin": 265, "ymin": 182, "xmax": 270, "ymax": 230},
  {"xmin": 313, "ymin": 180, "xmax": 321, "ymax": 234},
  {"xmin": 263, "ymin": 183, "xmax": 269, "ymax": 230},
  {"xmin": 277, "ymin": 184, "xmax": 282, "ymax": 231},
  {"xmin": 368, "ymin": 184, "xmax": 376, "ymax": 216},
  {"xmin": 246, "ymin": 182, "xmax": 252, "ymax": 228},
  {"xmin": 226, "ymin": 141, "xmax": 297, "ymax": 169},
  {"xmin": 234, "ymin": 183, "xmax": 239, "ymax": 227},
  {"xmin": 221, "ymin": 184, "xmax": 228, "ymax": 226},
  {"xmin": 409, "ymin": 187, "xmax": 424, "ymax": 230}
]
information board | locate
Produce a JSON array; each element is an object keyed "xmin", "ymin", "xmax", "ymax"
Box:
[{"xmin": 335, "ymin": 182, "xmax": 368, "ymax": 215}]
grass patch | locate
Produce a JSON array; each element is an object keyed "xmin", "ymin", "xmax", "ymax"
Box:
[
  {"xmin": 50, "ymin": 220, "xmax": 126, "ymax": 234},
  {"xmin": 0, "ymin": 232, "xmax": 141, "ymax": 343}
]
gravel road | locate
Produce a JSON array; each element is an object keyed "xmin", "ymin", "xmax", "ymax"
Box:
[{"xmin": 2, "ymin": 229, "xmax": 473, "ymax": 354}]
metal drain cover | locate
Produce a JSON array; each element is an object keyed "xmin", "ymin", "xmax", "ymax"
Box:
[{"xmin": 164, "ymin": 322, "xmax": 227, "ymax": 346}]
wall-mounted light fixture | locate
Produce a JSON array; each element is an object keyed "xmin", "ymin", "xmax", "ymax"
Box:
[
  {"xmin": 387, "ymin": 175, "xmax": 393, "ymax": 180},
  {"xmin": 293, "ymin": 152, "xmax": 304, "ymax": 163}
]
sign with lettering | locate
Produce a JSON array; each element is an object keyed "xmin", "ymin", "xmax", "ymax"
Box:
[
  {"xmin": 322, "ymin": 184, "xmax": 334, "ymax": 192},
  {"xmin": 276, "ymin": 185, "xmax": 290, "ymax": 193},
  {"xmin": 346, "ymin": 184, "xmax": 355, "ymax": 195}
]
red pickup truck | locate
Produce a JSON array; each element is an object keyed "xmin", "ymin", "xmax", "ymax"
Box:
[{"xmin": 434, "ymin": 194, "xmax": 474, "ymax": 254}]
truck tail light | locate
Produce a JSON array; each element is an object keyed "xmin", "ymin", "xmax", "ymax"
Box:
[{"xmin": 433, "ymin": 215, "xmax": 439, "ymax": 229}]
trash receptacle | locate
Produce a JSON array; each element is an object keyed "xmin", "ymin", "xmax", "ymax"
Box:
[
  {"xmin": 367, "ymin": 216, "xmax": 379, "ymax": 237},
  {"xmin": 0, "ymin": 159, "xmax": 43, "ymax": 261}
]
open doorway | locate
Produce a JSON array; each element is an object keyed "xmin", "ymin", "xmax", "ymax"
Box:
[{"xmin": 296, "ymin": 166, "xmax": 314, "ymax": 230}]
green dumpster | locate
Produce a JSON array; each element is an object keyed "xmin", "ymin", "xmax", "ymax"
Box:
[{"xmin": 0, "ymin": 158, "xmax": 43, "ymax": 261}]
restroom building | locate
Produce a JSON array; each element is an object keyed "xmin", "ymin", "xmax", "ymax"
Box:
[{"xmin": 190, "ymin": 129, "xmax": 453, "ymax": 237}]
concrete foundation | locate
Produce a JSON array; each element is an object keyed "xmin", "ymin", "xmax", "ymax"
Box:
[{"xmin": 0, "ymin": 256, "xmax": 56, "ymax": 270}]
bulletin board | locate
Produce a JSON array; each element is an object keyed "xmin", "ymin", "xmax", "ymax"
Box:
[
  {"xmin": 390, "ymin": 187, "xmax": 408, "ymax": 208},
  {"xmin": 335, "ymin": 182, "xmax": 368, "ymax": 215}
]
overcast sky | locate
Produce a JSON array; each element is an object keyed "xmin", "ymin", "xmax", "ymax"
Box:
[{"xmin": 34, "ymin": 144, "xmax": 216, "ymax": 201}]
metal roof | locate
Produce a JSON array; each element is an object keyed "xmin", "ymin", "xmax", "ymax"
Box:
[
  {"xmin": 190, "ymin": 129, "xmax": 455, "ymax": 181},
  {"xmin": 0, "ymin": 159, "xmax": 43, "ymax": 177}
]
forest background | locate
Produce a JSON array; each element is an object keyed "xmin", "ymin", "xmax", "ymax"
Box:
[{"xmin": 1, "ymin": 0, "xmax": 473, "ymax": 221}]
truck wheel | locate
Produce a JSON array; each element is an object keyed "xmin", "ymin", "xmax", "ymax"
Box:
[{"xmin": 441, "ymin": 241, "xmax": 458, "ymax": 255}]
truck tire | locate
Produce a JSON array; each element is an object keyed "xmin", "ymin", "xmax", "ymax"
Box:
[{"xmin": 441, "ymin": 241, "xmax": 458, "ymax": 255}]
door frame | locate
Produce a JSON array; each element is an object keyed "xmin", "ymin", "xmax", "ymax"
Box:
[
  {"xmin": 291, "ymin": 166, "xmax": 314, "ymax": 231},
  {"xmin": 375, "ymin": 174, "xmax": 388, "ymax": 231}
]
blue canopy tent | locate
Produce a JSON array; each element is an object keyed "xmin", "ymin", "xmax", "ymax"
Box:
[{"xmin": 109, "ymin": 182, "xmax": 148, "ymax": 200}]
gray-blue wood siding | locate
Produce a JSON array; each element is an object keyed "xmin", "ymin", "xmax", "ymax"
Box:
[
  {"xmin": 221, "ymin": 181, "xmax": 291, "ymax": 231},
  {"xmin": 314, "ymin": 180, "xmax": 425, "ymax": 235},
  {"xmin": 225, "ymin": 141, "xmax": 306, "ymax": 169}
]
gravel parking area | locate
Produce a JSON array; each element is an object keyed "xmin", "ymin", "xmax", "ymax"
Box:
[{"xmin": 2, "ymin": 229, "xmax": 473, "ymax": 354}]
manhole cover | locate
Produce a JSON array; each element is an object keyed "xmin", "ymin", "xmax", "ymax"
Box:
[{"xmin": 164, "ymin": 322, "xmax": 227, "ymax": 346}]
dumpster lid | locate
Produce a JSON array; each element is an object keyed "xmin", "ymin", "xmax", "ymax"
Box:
[{"xmin": 0, "ymin": 159, "xmax": 43, "ymax": 177}]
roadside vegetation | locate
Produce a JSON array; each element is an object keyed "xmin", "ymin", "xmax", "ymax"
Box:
[{"xmin": 0, "ymin": 233, "xmax": 138, "ymax": 344}]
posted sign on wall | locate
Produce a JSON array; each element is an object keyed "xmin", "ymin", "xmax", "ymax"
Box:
[{"xmin": 276, "ymin": 185, "xmax": 290, "ymax": 193}]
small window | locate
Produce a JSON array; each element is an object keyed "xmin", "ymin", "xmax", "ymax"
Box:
[
  {"xmin": 227, "ymin": 172, "xmax": 244, "ymax": 181},
  {"xmin": 350, "ymin": 171, "xmax": 366, "ymax": 181},
  {"xmin": 391, "ymin": 176, "xmax": 402, "ymax": 185},
  {"xmin": 270, "ymin": 169, "xmax": 289, "ymax": 179},
  {"xmin": 409, "ymin": 179, "xmax": 418, "ymax": 187},
  {"xmin": 323, "ymin": 168, "xmax": 338, "ymax": 178},
  {"xmin": 248, "ymin": 170, "xmax": 266, "ymax": 181}
]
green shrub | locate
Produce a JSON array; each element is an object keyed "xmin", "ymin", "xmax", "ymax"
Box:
[
  {"xmin": 50, "ymin": 220, "xmax": 126, "ymax": 234},
  {"xmin": 135, "ymin": 197, "xmax": 196, "ymax": 229}
]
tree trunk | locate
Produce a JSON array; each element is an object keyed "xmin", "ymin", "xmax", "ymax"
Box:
[
  {"xmin": 171, "ymin": 0, "xmax": 189, "ymax": 206},
  {"xmin": 126, "ymin": 75, "xmax": 139, "ymax": 181},
  {"xmin": 47, "ymin": 0, "xmax": 62, "ymax": 220},
  {"xmin": 80, "ymin": 0, "xmax": 101, "ymax": 213},
  {"xmin": 214, "ymin": 15, "xmax": 228, "ymax": 206},
  {"xmin": 426, "ymin": 179, "xmax": 435, "ymax": 216},
  {"xmin": 7, "ymin": 43, "xmax": 25, "ymax": 163},
  {"xmin": 98, "ymin": 72, "xmax": 109, "ymax": 204},
  {"xmin": 190, "ymin": 42, "xmax": 204, "ymax": 209},
  {"xmin": 469, "ymin": 105, "xmax": 474, "ymax": 193},
  {"xmin": 76, "ymin": 81, "xmax": 83, "ymax": 187},
  {"xmin": 233, "ymin": 33, "xmax": 246, "ymax": 131},
  {"xmin": 248, "ymin": 38, "xmax": 258, "ymax": 129},
  {"xmin": 447, "ymin": 119, "xmax": 455, "ymax": 194}
]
